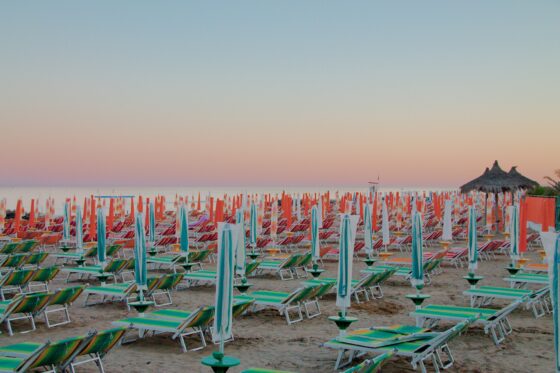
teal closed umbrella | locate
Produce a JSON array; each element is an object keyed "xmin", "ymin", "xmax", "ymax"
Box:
[
  {"xmin": 468, "ymin": 206, "xmax": 478, "ymax": 275},
  {"xmin": 364, "ymin": 203, "xmax": 373, "ymax": 259},
  {"xmin": 311, "ymin": 206, "xmax": 320, "ymax": 264},
  {"xmin": 411, "ymin": 211, "xmax": 424, "ymax": 291},
  {"xmin": 234, "ymin": 209, "xmax": 246, "ymax": 277},
  {"xmin": 551, "ymin": 235, "xmax": 560, "ymax": 373},
  {"xmin": 336, "ymin": 214, "xmax": 359, "ymax": 318},
  {"xmin": 149, "ymin": 201, "xmax": 156, "ymax": 244},
  {"xmin": 75, "ymin": 206, "xmax": 83, "ymax": 254},
  {"xmin": 249, "ymin": 202, "xmax": 257, "ymax": 249},
  {"xmin": 134, "ymin": 213, "xmax": 148, "ymax": 301},
  {"xmin": 97, "ymin": 207, "xmax": 106, "ymax": 267},
  {"xmin": 213, "ymin": 223, "xmax": 238, "ymax": 352},
  {"xmin": 180, "ymin": 204, "xmax": 189, "ymax": 257},
  {"xmin": 509, "ymin": 204, "xmax": 520, "ymax": 266},
  {"xmin": 63, "ymin": 201, "xmax": 70, "ymax": 241}
]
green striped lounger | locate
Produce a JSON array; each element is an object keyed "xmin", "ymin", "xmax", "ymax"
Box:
[{"xmin": 410, "ymin": 301, "xmax": 522, "ymax": 345}]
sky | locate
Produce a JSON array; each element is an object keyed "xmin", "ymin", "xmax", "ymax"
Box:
[{"xmin": 1, "ymin": 1, "xmax": 559, "ymax": 188}]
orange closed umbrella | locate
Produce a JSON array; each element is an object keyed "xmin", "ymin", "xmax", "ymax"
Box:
[
  {"xmin": 107, "ymin": 198, "xmax": 115, "ymax": 232},
  {"xmin": 29, "ymin": 199, "xmax": 36, "ymax": 228},
  {"xmin": 14, "ymin": 199, "xmax": 23, "ymax": 232}
]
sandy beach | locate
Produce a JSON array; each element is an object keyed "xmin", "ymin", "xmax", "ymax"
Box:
[{"xmin": 3, "ymin": 238, "xmax": 552, "ymax": 373}]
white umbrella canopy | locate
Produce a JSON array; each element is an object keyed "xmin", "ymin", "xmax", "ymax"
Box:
[
  {"xmin": 75, "ymin": 206, "xmax": 83, "ymax": 253},
  {"xmin": 363, "ymin": 203, "xmax": 373, "ymax": 258},
  {"xmin": 234, "ymin": 209, "xmax": 246, "ymax": 277},
  {"xmin": 311, "ymin": 205, "xmax": 320, "ymax": 264},
  {"xmin": 467, "ymin": 206, "xmax": 478, "ymax": 275},
  {"xmin": 442, "ymin": 199, "xmax": 453, "ymax": 241}
]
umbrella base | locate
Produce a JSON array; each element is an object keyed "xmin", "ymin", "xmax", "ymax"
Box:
[{"xmin": 201, "ymin": 352, "xmax": 240, "ymax": 373}]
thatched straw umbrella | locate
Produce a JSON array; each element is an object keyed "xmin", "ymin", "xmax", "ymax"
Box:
[
  {"xmin": 507, "ymin": 166, "xmax": 539, "ymax": 190},
  {"xmin": 460, "ymin": 161, "xmax": 535, "ymax": 232}
]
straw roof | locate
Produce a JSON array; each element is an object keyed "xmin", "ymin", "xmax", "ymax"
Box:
[
  {"xmin": 507, "ymin": 166, "xmax": 539, "ymax": 190},
  {"xmin": 460, "ymin": 160, "xmax": 535, "ymax": 194}
]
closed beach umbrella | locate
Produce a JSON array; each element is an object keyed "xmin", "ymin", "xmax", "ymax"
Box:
[
  {"xmin": 468, "ymin": 206, "xmax": 478, "ymax": 275},
  {"xmin": 213, "ymin": 223, "xmax": 238, "ymax": 352},
  {"xmin": 336, "ymin": 214, "xmax": 359, "ymax": 317},
  {"xmin": 311, "ymin": 206, "xmax": 320, "ymax": 264},
  {"xmin": 509, "ymin": 204, "xmax": 519, "ymax": 265},
  {"xmin": 97, "ymin": 207, "xmax": 106, "ymax": 267},
  {"xmin": 381, "ymin": 197, "xmax": 390, "ymax": 248},
  {"xmin": 442, "ymin": 199, "xmax": 453, "ymax": 241},
  {"xmin": 180, "ymin": 204, "xmax": 189, "ymax": 257},
  {"xmin": 63, "ymin": 201, "xmax": 70, "ymax": 241},
  {"xmin": 411, "ymin": 211, "xmax": 424, "ymax": 291},
  {"xmin": 234, "ymin": 209, "xmax": 246, "ymax": 277},
  {"xmin": 364, "ymin": 203, "xmax": 373, "ymax": 258},
  {"xmin": 270, "ymin": 201, "xmax": 278, "ymax": 241},
  {"xmin": 149, "ymin": 201, "xmax": 156, "ymax": 244},
  {"xmin": 317, "ymin": 198, "xmax": 323, "ymax": 228},
  {"xmin": 134, "ymin": 213, "xmax": 148, "ymax": 301},
  {"xmin": 249, "ymin": 202, "xmax": 257, "ymax": 248},
  {"xmin": 551, "ymin": 235, "xmax": 560, "ymax": 373},
  {"xmin": 75, "ymin": 206, "xmax": 83, "ymax": 253}
]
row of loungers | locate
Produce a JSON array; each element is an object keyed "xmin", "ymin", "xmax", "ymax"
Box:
[
  {"xmin": 0, "ymin": 267, "xmax": 61, "ymax": 300},
  {"xmin": 0, "ymin": 327, "xmax": 125, "ymax": 372},
  {"xmin": 0, "ymin": 286, "xmax": 84, "ymax": 335}
]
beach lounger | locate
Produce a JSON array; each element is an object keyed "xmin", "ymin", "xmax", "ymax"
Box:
[
  {"xmin": 84, "ymin": 282, "xmax": 138, "ymax": 310},
  {"xmin": 113, "ymin": 305, "xmax": 215, "ymax": 352},
  {"xmin": 65, "ymin": 327, "xmax": 126, "ymax": 372},
  {"xmin": 235, "ymin": 284, "xmax": 321, "ymax": 324},
  {"xmin": 147, "ymin": 273, "xmax": 184, "ymax": 306},
  {"xmin": 183, "ymin": 270, "xmax": 217, "ymax": 287},
  {"xmin": 0, "ymin": 332, "xmax": 94, "ymax": 372},
  {"xmin": 463, "ymin": 285, "xmax": 550, "ymax": 318},
  {"xmin": 42, "ymin": 285, "xmax": 85, "ymax": 328},
  {"xmin": 0, "ymin": 292, "xmax": 51, "ymax": 335},
  {"xmin": 504, "ymin": 273, "xmax": 549, "ymax": 288},
  {"xmin": 62, "ymin": 258, "xmax": 128, "ymax": 284},
  {"xmin": 53, "ymin": 245, "xmax": 98, "ymax": 265},
  {"xmin": 257, "ymin": 253, "xmax": 303, "ymax": 280},
  {"xmin": 324, "ymin": 320, "xmax": 472, "ymax": 371},
  {"xmin": 147, "ymin": 254, "xmax": 185, "ymax": 273},
  {"xmin": 27, "ymin": 266, "xmax": 60, "ymax": 293},
  {"xmin": 304, "ymin": 269, "xmax": 395, "ymax": 303},
  {"xmin": 410, "ymin": 301, "xmax": 522, "ymax": 345},
  {"xmin": 0, "ymin": 269, "xmax": 35, "ymax": 300}
]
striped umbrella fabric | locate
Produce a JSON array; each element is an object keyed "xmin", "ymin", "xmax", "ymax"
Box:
[
  {"xmin": 509, "ymin": 204, "xmax": 520, "ymax": 264},
  {"xmin": 75, "ymin": 206, "xmax": 83, "ymax": 253},
  {"xmin": 364, "ymin": 203, "xmax": 373, "ymax": 258},
  {"xmin": 411, "ymin": 211, "xmax": 424, "ymax": 291},
  {"xmin": 63, "ymin": 201, "xmax": 70, "ymax": 241},
  {"xmin": 134, "ymin": 213, "xmax": 148, "ymax": 298},
  {"xmin": 468, "ymin": 206, "xmax": 478, "ymax": 275},
  {"xmin": 311, "ymin": 205, "xmax": 320, "ymax": 264},
  {"xmin": 249, "ymin": 202, "xmax": 257, "ymax": 248},
  {"xmin": 336, "ymin": 214, "xmax": 359, "ymax": 317},
  {"xmin": 97, "ymin": 207, "xmax": 106, "ymax": 267},
  {"xmin": 442, "ymin": 199, "xmax": 453, "ymax": 241},
  {"xmin": 551, "ymin": 235, "xmax": 560, "ymax": 373},
  {"xmin": 381, "ymin": 197, "xmax": 390, "ymax": 247},
  {"xmin": 213, "ymin": 223, "xmax": 238, "ymax": 351},
  {"xmin": 180, "ymin": 204, "xmax": 189, "ymax": 257},
  {"xmin": 270, "ymin": 201, "xmax": 278, "ymax": 241},
  {"xmin": 149, "ymin": 201, "xmax": 156, "ymax": 244},
  {"xmin": 234, "ymin": 209, "xmax": 246, "ymax": 277},
  {"xmin": 317, "ymin": 198, "xmax": 323, "ymax": 229}
]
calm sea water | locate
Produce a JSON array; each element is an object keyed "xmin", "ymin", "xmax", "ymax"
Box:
[{"xmin": 0, "ymin": 186, "xmax": 455, "ymax": 213}]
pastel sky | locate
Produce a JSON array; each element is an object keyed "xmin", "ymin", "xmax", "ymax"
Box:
[{"xmin": 1, "ymin": 1, "xmax": 559, "ymax": 187}]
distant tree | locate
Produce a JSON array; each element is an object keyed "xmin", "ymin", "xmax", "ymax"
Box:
[{"xmin": 544, "ymin": 169, "xmax": 560, "ymax": 193}]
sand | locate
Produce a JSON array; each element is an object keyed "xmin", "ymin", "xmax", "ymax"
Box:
[{"xmin": 3, "ymin": 243, "xmax": 553, "ymax": 373}]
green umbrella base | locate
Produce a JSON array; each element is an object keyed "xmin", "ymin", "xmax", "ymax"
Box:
[
  {"xmin": 505, "ymin": 266, "xmax": 521, "ymax": 275},
  {"xmin": 75, "ymin": 258, "xmax": 86, "ymax": 267},
  {"xmin": 201, "ymin": 352, "xmax": 240, "ymax": 373},
  {"xmin": 60, "ymin": 247, "xmax": 72, "ymax": 253},
  {"xmin": 328, "ymin": 315, "xmax": 358, "ymax": 332},
  {"xmin": 182, "ymin": 263, "xmax": 196, "ymax": 272},
  {"xmin": 129, "ymin": 301, "xmax": 154, "ymax": 315},
  {"xmin": 308, "ymin": 269, "xmax": 325, "ymax": 278},
  {"xmin": 363, "ymin": 258, "xmax": 377, "ymax": 267},
  {"xmin": 248, "ymin": 252, "xmax": 261, "ymax": 261},
  {"xmin": 463, "ymin": 275, "xmax": 484, "ymax": 288},
  {"xmin": 234, "ymin": 283, "xmax": 254, "ymax": 293},
  {"xmin": 405, "ymin": 293, "xmax": 431, "ymax": 308}
]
